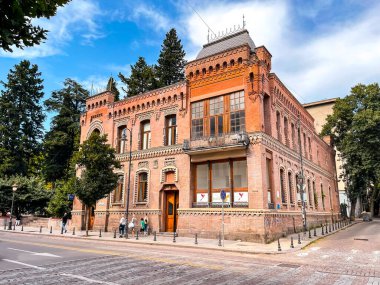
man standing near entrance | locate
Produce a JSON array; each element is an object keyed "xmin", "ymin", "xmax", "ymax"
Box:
[{"xmin": 62, "ymin": 212, "xmax": 68, "ymax": 233}]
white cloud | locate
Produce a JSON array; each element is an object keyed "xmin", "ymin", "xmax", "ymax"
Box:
[
  {"xmin": 128, "ymin": 3, "xmax": 170, "ymax": 32},
  {"xmin": 181, "ymin": 0, "xmax": 380, "ymax": 102},
  {"xmin": 0, "ymin": 0, "xmax": 104, "ymax": 58}
]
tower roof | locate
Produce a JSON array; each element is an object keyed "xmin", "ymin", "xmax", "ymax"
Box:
[{"xmin": 196, "ymin": 29, "xmax": 256, "ymax": 60}]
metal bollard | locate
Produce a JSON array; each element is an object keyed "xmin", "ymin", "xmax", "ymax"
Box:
[
  {"xmin": 325, "ymin": 224, "xmax": 328, "ymax": 233},
  {"xmin": 113, "ymin": 229, "xmax": 116, "ymax": 238},
  {"xmin": 278, "ymin": 239, "xmax": 282, "ymax": 251},
  {"xmin": 21, "ymin": 225, "xmax": 23, "ymax": 231},
  {"xmin": 321, "ymin": 225, "xmax": 324, "ymax": 235},
  {"xmin": 153, "ymin": 231, "xmax": 157, "ymax": 242},
  {"xmin": 218, "ymin": 232, "xmax": 222, "ymax": 247},
  {"xmin": 172, "ymin": 231, "xmax": 176, "ymax": 243},
  {"xmin": 61, "ymin": 226, "xmax": 63, "ymax": 234},
  {"xmin": 99, "ymin": 229, "xmax": 102, "ymax": 238},
  {"xmin": 195, "ymin": 233, "xmax": 198, "ymax": 245},
  {"xmin": 298, "ymin": 233, "xmax": 301, "ymax": 244},
  {"xmin": 50, "ymin": 226, "xmax": 52, "ymax": 234},
  {"xmin": 309, "ymin": 229, "xmax": 311, "ymax": 239},
  {"xmin": 72, "ymin": 227, "xmax": 75, "ymax": 235},
  {"xmin": 332, "ymin": 223, "xmax": 335, "ymax": 231},
  {"xmin": 3, "ymin": 221, "xmax": 6, "ymax": 230},
  {"xmin": 13, "ymin": 224, "xmax": 15, "ymax": 231},
  {"xmin": 290, "ymin": 236, "xmax": 294, "ymax": 248},
  {"xmin": 136, "ymin": 230, "xmax": 139, "ymax": 240},
  {"xmin": 314, "ymin": 227, "xmax": 317, "ymax": 237},
  {"xmin": 329, "ymin": 223, "xmax": 331, "ymax": 233},
  {"xmin": 40, "ymin": 226, "xmax": 42, "ymax": 233}
]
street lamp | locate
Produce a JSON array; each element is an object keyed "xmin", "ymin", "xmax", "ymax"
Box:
[
  {"xmin": 121, "ymin": 128, "xmax": 133, "ymax": 239},
  {"xmin": 8, "ymin": 184, "xmax": 17, "ymax": 230}
]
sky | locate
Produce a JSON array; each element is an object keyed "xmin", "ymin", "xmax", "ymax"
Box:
[{"xmin": 1, "ymin": 0, "xmax": 379, "ymax": 130}]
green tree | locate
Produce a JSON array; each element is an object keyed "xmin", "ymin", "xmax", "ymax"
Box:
[
  {"xmin": 322, "ymin": 83, "xmax": 380, "ymax": 219},
  {"xmin": 73, "ymin": 133, "xmax": 120, "ymax": 235},
  {"xmin": 156, "ymin": 28, "xmax": 186, "ymax": 87},
  {"xmin": 118, "ymin": 57, "xmax": 157, "ymax": 97},
  {"xmin": 43, "ymin": 79, "xmax": 89, "ymax": 182},
  {"xmin": 0, "ymin": 0, "xmax": 70, "ymax": 52},
  {"xmin": 0, "ymin": 60, "xmax": 45, "ymax": 177},
  {"xmin": 0, "ymin": 175, "xmax": 51, "ymax": 216},
  {"xmin": 106, "ymin": 76, "xmax": 120, "ymax": 101},
  {"xmin": 46, "ymin": 177, "xmax": 75, "ymax": 217}
]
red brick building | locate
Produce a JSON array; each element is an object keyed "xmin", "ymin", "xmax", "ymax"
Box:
[{"xmin": 72, "ymin": 28, "xmax": 340, "ymax": 243}]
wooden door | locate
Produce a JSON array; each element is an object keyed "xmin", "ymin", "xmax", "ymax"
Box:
[
  {"xmin": 88, "ymin": 207, "xmax": 95, "ymax": 230},
  {"xmin": 165, "ymin": 191, "xmax": 179, "ymax": 232}
]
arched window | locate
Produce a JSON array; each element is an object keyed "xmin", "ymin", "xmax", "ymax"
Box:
[
  {"xmin": 307, "ymin": 179, "xmax": 312, "ymax": 207},
  {"xmin": 313, "ymin": 181, "xmax": 318, "ymax": 209},
  {"xmin": 284, "ymin": 117, "xmax": 289, "ymax": 147},
  {"xmin": 230, "ymin": 59, "xmax": 235, "ymax": 66},
  {"xmin": 223, "ymin": 61, "xmax": 227, "ymax": 68},
  {"xmin": 113, "ymin": 175, "xmax": 124, "ymax": 203},
  {"xmin": 238, "ymin": 57, "xmax": 243, "ymax": 64},
  {"xmin": 216, "ymin": 64, "xmax": 220, "ymax": 71},
  {"xmin": 140, "ymin": 120, "xmax": 151, "ymax": 150},
  {"xmin": 189, "ymin": 72, "xmax": 194, "ymax": 78},
  {"xmin": 202, "ymin": 68, "xmax": 206, "ymax": 75},
  {"xmin": 137, "ymin": 172, "xmax": 148, "ymax": 202},
  {"xmin": 321, "ymin": 184, "xmax": 325, "ymax": 210},
  {"xmin": 288, "ymin": 172, "xmax": 294, "ymax": 204},
  {"xmin": 209, "ymin": 66, "xmax": 213, "ymax": 73},
  {"xmin": 276, "ymin": 111, "xmax": 282, "ymax": 142},
  {"xmin": 280, "ymin": 168, "xmax": 286, "ymax": 204}
]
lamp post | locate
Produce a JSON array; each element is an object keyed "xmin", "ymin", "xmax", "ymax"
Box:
[
  {"xmin": 297, "ymin": 115, "xmax": 307, "ymax": 232},
  {"xmin": 121, "ymin": 127, "xmax": 133, "ymax": 239},
  {"xmin": 8, "ymin": 184, "xmax": 17, "ymax": 230}
]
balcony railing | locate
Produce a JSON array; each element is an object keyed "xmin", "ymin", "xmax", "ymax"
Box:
[
  {"xmin": 183, "ymin": 132, "xmax": 250, "ymax": 152},
  {"xmin": 192, "ymin": 202, "xmax": 248, "ymax": 208}
]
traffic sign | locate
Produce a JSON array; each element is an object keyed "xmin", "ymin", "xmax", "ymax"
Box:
[
  {"xmin": 220, "ymin": 189, "xmax": 226, "ymax": 201},
  {"xmin": 68, "ymin": 194, "xmax": 75, "ymax": 201}
]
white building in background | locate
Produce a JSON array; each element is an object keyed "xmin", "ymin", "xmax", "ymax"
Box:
[{"xmin": 303, "ymin": 98, "xmax": 350, "ymax": 216}]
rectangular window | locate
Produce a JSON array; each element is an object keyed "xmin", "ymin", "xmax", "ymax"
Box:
[
  {"xmin": 230, "ymin": 91, "xmax": 245, "ymax": 133},
  {"xmin": 209, "ymin": 96, "xmax": 224, "ymax": 136},
  {"xmin": 212, "ymin": 162, "xmax": 230, "ymax": 189},
  {"xmin": 138, "ymin": 173, "xmax": 148, "ymax": 202},
  {"xmin": 165, "ymin": 115, "xmax": 177, "ymax": 146},
  {"xmin": 191, "ymin": 102, "xmax": 204, "ymax": 138},
  {"xmin": 196, "ymin": 164, "xmax": 208, "ymax": 190},
  {"xmin": 233, "ymin": 160, "xmax": 247, "ymax": 188},
  {"xmin": 113, "ymin": 175, "xmax": 124, "ymax": 203},
  {"xmin": 141, "ymin": 121, "xmax": 151, "ymax": 150}
]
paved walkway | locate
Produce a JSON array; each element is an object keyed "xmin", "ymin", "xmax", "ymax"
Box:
[{"xmin": 0, "ymin": 220, "xmax": 356, "ymax": 254}]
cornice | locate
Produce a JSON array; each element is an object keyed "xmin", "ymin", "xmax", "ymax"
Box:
[
  {"xmin": 116, "ymin": 145, "xmax": 184, "ymax": 161},
  {"xmin": 190, "ymin": 67, "xmax": 245, "ymax": 89}
]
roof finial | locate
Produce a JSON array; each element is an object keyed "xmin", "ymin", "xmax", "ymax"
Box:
[
  {"xmin": 243, "ymin": 14, "xmax": 246, "ymax": 29},
  {"xmin": 207, "ymin": 29, "xmax": 210, "ymax": 43}
]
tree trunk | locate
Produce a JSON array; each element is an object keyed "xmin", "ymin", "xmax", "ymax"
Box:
[
  {"xmin": 370, "ymin": 199, "xmax": 375, "ymax": 219},
  {"xmin": 350, "ymin": 199, "xmax": 356, "ymax": 221},
  {"xmin": 85, "ymin": 205, "xmax": 89, "ymax": 236}
]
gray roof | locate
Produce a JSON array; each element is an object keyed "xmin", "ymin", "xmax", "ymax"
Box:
[{"xmin": 196, "ymin": 29, "xmax": 256, "ymax": 60}]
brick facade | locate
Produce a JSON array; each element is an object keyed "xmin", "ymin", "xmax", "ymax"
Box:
[{"xmin": 72, "ymin": 29, "xmax": 340, "ymax": 243}]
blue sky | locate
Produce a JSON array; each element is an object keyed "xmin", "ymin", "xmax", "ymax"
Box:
[{"xmin": 1, "ymin": 0, "xmax": 379, "ymax": 130}]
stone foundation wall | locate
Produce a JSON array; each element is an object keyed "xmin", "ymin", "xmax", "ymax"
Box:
[{"xmin": 177, "ymin": 209, "xmax": 340, "ymax": 243}]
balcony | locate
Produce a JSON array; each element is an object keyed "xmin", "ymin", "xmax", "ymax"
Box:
[{"xmin": 183, "ymin": 132, "xmax": 250, "ymax": 155}]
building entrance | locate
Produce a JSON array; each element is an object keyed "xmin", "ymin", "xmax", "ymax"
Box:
[{"xmin": 165, "ymin": 189, "xmax": 179, "ymax": 232}]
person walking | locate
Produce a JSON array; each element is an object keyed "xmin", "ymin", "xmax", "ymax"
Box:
[
  {"xmin": 140, "ymin": 218, "xmax": 145, "ymax": 233},
  {"xmin": 119, "ymin": 215, "xmax": 126, "ymax": 238},
  {"xmin": 144, "ymin": 214, "xmax": 149, "ymax": 236},
  {"xmin": 15, "ymin": 214, "xmax": 21, "ymax": 226},
  {"xmin": 129, "ymin": 214, "xmax": 137, "ymax": 236},
  {"xmin": 62, "ymin": 212, "xmax": 68, "ymax": 233}
]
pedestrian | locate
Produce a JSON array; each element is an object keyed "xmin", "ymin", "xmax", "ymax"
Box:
[
  {"xmin": 140, "ymin": 218, "xmax": 145, "ymax": 233},
  {"xmin": 15, "ymin": 214, "xmax": 21, "ymax": 226},
  {"xmin": 62, "ymin": 212, "xmax": 68, "ymax": 233},
  {"xmin": 144, "ymin": 215, "xmax": 149, "ymax": 236},
  {"xmin": 129, "ymin": 214, "xmax": 137, "ymax": 236},
  {"xmin": 119, "ymin": 215, "xmax": 126, "ymax": 238}
]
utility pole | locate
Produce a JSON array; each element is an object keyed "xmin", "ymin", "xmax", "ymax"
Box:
[{"xmin": 297, "ymin": 114, "xmax": 307, "ymax": 232}]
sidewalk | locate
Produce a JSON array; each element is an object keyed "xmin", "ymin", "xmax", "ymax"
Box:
[{"xmin": 0, "ymin": 220, "xmax": 356, "ymax": 254}]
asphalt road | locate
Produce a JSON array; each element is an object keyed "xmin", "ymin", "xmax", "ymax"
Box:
[{"xmin": 0, "ymin": 220, "xmax": 379, "ymax": 284}]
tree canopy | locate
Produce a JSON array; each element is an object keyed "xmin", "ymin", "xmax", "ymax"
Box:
[
  {"xmin": 73, "ymin": 132, "xmax": 120, "ymax": 234},
  {"xmin": 0, "ymin": 60, "xmax": 45, "ymax": 177},
  {"xmin": 118, "ymin": 57, "xmax": 157, "ymax": 97},
  {"xmin": 43, "ymin": 78, "xmax": 89, "ymax": 182},
  {"xmin": 0, "ymin": 0, "xmax": 70, "ymax": 52},
  {"xmin": 156, "ymin": 28, "xmax": 186, "ymax": 87},
  {"xmin": 321, "ymin": 83, "xmax": 380, "ymax": 218}
]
